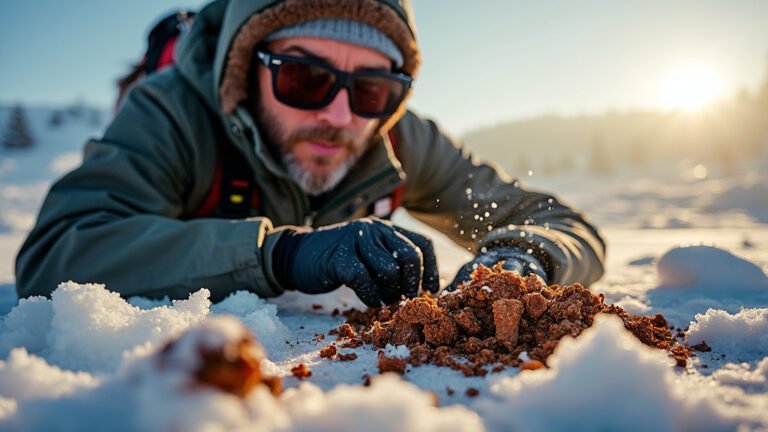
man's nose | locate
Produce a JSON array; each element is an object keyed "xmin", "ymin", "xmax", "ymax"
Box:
[{"xmin": 317, "ymin": 88, "xmax": 353, "ymax": 127}]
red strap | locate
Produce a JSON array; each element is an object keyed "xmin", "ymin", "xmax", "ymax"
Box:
[
  {"xmin": 190, "ymin": 154, "xmax": 222, "ymax": 218},
  {"xmin": 156, "ymin": 36, "xmax": 178, "ymax": 71}
]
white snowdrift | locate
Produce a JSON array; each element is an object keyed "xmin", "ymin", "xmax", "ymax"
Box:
[
  {"xmin": 0, "ymin": 314, "xmax": 482, "ymax": 432},
  {"xmin": 647, "ymin": 245, "xmax": 768, "ymax": 326},
  {"xmin": 0, "ymin": 282, "xmax": 290, "ymax": 374},
  {"xmin": 712, "ymin": 357, "xmax": 768, "ymax": 392},
  {"xmin": 686, "ymin": 308, "xmax": 768, "ymax": 357},
  {"xmin": 477, "ymin": 315, "xmax": 768, "ymax": 432},
  {"xmin": 657, "ymin": 245, "xmax": 768, "ymax": 290}
]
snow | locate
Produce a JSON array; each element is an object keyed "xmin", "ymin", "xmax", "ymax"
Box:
[
  {"xmin": 479, "ymin": 316, "xmax": 718, "ymax": 431},
  {"xmin": 647, "ymin": 246, "xmax": 768, "ymax": 326},
  {"xmin": 686, "ymin": 308, "xmax": 768, "ymax": 357},
  {"xmin": 657, "ymin": 245, "xmax": 768, "ymax": 290},
  {"xmin": 0, "ymin": 104, "xmax": 767, "ymax": 430},
  {"xmin": 383, "ymin": 344, "xmax": 410, "ymax": 359}
]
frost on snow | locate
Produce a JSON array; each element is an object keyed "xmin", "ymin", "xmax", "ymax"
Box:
[
  {"xmin": 686, "ymin": 308, "xmax": 768, "ymax": 357},
  {"xmin": 1, "ymin": 281, "xmax": 211, "ymax": 373}
]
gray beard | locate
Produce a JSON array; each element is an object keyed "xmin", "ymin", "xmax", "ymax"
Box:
[{"xmin": 283, "ymin": 153, "xmax": 359, "ymax": 196}]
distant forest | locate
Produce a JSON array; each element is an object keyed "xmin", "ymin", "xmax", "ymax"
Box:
[{"xmin": 463, "ymin": 68, "xmax": 768, "ymax": 178}]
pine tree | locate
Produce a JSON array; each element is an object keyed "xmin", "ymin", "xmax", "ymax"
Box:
[
  {"xmin": 49, "ymin": 110, "xmax": 64, "ymax": 128},
  {"xmin": 3, "ymin": 104, "xmax": 35, "ymax": 150}
]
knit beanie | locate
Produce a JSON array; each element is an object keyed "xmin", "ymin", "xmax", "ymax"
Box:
[
  {"xmin": 264, "ymin": 19, "xmax": 404, "ymax": 68},
  {"xmin": 219, "ymin": 0, "xmax": 421, "ymax": 133}
]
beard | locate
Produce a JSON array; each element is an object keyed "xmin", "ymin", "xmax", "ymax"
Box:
[
  {"xmin": 255, "ymin": 105, "xmax": 372, "ymax": 196},
  {"xmin": 282, "ymin": 151, "xmax": 357, "ymax": 196}
]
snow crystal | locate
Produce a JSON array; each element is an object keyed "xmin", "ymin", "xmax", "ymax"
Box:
[
  {"xmin": 47, "ymin": 282, "xmax": 211, "ymax": 373},
  {"xmin": 0, "ymin": 295, "xmax": 53, "ymax": 356},
  {"xmin": 0, "ymin": 348, "xmax": 99, "ymax": 400},
  {"xmin": 686, "ymin": 308, "xmax": 768, "ymax": 357},
  {"xmin": 283, "ymin": 375, "xmax": 483, "ymax": 432},
  {"xmin": 212, "ymin": 290, "xmax": 289, "ymax": 353},
  {"xmin": 1, "ymin": 282, "xmax": 212, "ymax": 373}
]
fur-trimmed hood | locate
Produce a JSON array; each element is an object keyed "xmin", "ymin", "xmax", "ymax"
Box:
[{"xmin": 175, "ymin": 0, "xmax": 420, "ymax": 131}]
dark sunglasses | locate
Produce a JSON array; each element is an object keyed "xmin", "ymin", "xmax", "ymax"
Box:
[{"xmin": 255, "ymin": 50, "xmax": 413, "ymax": 118}]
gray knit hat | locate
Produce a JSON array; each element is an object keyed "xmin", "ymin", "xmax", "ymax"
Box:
[{"xmin": 264, "ymin": 18, "xmax": 404, "ymax": 68}]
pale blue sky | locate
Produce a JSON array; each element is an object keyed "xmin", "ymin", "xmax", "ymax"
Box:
[{"xmin": 1, "ymin": 0, "xmax": 767, "ymax": 136}]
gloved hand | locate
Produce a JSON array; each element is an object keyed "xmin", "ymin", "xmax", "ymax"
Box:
[
  {"xmin": 271, "ymin": 217, "xmax": 439, "ymax": 307},
  {"xmin": 447, "ymin": 246, "xmax": 546, "ymax": 291}
]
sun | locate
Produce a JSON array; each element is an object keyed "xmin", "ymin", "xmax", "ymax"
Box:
[{"xmin": 657, "ymin": 65, "xmax": 724, "ymax": 111}]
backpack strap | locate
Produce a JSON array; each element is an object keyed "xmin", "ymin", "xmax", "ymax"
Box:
[
  {"xmin": 190, "ymin": 139, "xmax": 259, "ymax": 219},
  {"xmin": 193, "ymin": 128, "xmax": 404, "ymax": 220}
]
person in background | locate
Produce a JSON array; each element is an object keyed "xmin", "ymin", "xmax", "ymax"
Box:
[{"xmin": 16, "ymin": 0, "xmax": 605, "ymax": 307}]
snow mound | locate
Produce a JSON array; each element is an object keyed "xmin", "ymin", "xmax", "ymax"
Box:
[
  {"xmin": 0, "ymin": 295, "xmax": 53, "ymax": 355},
  {"xmin": 648, "ymin": 246, "xmax": 768, "ymax": 326},
  {"xmin": 0, "ymin": 348, "xmax": 99, "ymax": 400},
  {"xmin": 712, "ymin": 357, "xmax": 768, "ymax": 392},
  {"xmin": 283, "ymin": 374, "xmax": 483, "ymax": 432},
  {"xmin": 477, "ymin": 315, "xmax": 767, "ymax": 431},
  {"xmin": 212, "ymin": 290, "xmax": 290, "ymax": 353},
  {"xmin": 1, "ymin": 282, "xmax": 212, "ymax": 373},
  {"xmin": 1, "ymin": 317, "xmax": 482, "ymax": 431},
  {"xmin": 686, "ymin": 308, "xmax": 768, "ymax": 357},
  {"xmin": 657, "ymin": 245, "xmax": 768, "ymax": 290},
  {"xmin": 47, "ymin": 282, "xmax": 211, "ymax": 373}
]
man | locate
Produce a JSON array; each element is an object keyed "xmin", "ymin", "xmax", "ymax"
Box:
[{"xmin": 16, "ymin": 0, "xmax": 605, "ymax": 307}]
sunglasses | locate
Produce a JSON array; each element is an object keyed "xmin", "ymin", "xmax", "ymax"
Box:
[{"xmin": 255, "ymin": 50, "xmax": 413, "ymax": 118}]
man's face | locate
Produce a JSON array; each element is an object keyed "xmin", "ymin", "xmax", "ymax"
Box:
[{"xmin": 254, "ymin": 37, "xmax": 390, "ymax": 195}]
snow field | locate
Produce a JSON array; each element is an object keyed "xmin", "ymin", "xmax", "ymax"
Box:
[{"xmin": 0, "ymin": 278, "xmax": 766, "ymax": 431}]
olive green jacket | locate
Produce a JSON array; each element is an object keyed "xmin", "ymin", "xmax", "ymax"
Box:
[{"xmin": 15, "ymin": 0, "xmax": 605, "ymax": 301}]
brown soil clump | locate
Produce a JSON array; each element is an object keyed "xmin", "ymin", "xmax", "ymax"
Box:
[
  {"xmin": 291, "ymin": 363, "xmax": 312, "ymax": 379},
  {"xmin": 319, "ymin": 345, "xmax": 338, "ymax": 359},
  {"xmin": 336, "ymin": 263, "xmax": 691, "ymax": 376}
]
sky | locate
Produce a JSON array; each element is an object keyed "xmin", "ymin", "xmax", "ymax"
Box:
[{"xmin": 1, "ymin": 0, "xmax": 767, "ymax": 136}]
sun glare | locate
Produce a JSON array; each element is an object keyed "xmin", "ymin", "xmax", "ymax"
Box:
[{"xmin": 657, "ymin": 65, "xmax": 724, "ymax": 111}]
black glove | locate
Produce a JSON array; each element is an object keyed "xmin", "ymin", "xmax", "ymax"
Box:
[
  {"xmin": 447, "ymin": 246, "xmax": 546, "ymax": 291},
  {"xmin": 271, "ymin": 217, "xmax": 439, "ymax": 307}
]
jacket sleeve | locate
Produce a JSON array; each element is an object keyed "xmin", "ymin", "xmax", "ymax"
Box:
[
  {"xmin": 15, "ymin": 80, "xmax": 285, "ymax": 301},
  {"xmin": 395, "ymin": 111, "xmax": 606, "ymax": 286}
]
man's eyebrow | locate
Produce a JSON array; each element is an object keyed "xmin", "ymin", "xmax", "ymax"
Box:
[
  {"xmin": 280, "ymin": 45, "xmax": 391, "ymax": 72},
  {"xmin": 280, "ymin": 45, "xmax": 329, "ymax": 62}
]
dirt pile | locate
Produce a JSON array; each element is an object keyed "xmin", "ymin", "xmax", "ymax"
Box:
[{"xmin": 337, "ymin": 263, "xmax": 690, "ymax": 376}]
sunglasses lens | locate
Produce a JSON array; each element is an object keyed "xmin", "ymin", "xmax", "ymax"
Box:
[
  {"xmin": 351, "ymin": 76, "xmax": 405, "ymax": 117},
  {"xmin": 275, "ymin": 61, "xmax": 335, "ymax": 108},
  {"xmin": 263, "ymin": 52, "xmax": 409, "ymax": 118}
]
